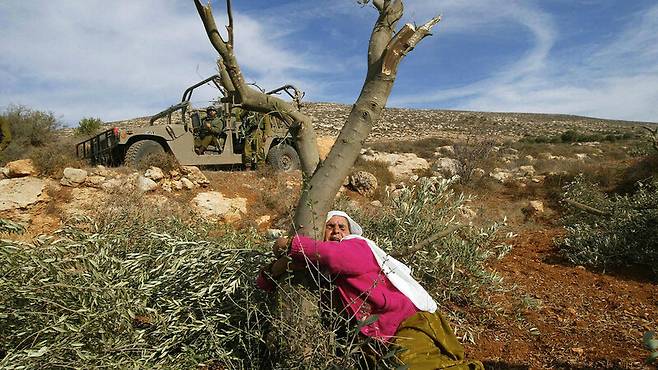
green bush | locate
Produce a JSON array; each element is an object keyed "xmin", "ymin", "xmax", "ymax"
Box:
[
  {"xmin": 75, "ymin": 117, "xmax": 103, "ymax": 136},
  {"xmin": 559, "ymin": 176, "xmax": 658, "ymax": 273},
  {"xmin": 347, "ymin": 178, "xmax": 511, "ymax": 307},
  {"xmin": 0, "ymin": 105, "xmax": 60, "ymax": 165}
]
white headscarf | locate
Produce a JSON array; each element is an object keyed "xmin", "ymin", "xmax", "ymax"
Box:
[{"xmin": 325, "ymin": 211, "xmax": 438, "ymax": 313}]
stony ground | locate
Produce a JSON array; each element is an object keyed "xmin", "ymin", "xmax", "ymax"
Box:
[{"xmin": 6, "ymin": 104, "xmax": 658, "ymax": 369}]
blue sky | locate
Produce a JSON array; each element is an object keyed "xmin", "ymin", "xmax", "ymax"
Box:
[{"xmin": 1, "ymin": 0, "xmax": 657, "ymax": 126}]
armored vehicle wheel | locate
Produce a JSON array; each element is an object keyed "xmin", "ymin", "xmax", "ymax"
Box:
[
  {"xmin": 125, "ymin": 139, "xmax": 165, "ymax": 168},
  {"xmin": 266, "ymin": 144, "xmax": 300, "ymax": 172}
]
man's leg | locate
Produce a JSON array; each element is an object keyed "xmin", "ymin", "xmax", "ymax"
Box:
[{"xmin": 197, "ymin": 135, "xmax": 213, "ymax": 155}]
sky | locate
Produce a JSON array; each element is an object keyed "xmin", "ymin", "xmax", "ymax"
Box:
[{"xmin": 1, "ymin": 0, "xmax": 657, "ymax": 126}]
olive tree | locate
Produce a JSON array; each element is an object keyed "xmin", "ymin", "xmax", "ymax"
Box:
[{"xmin": 193, "ymin": 0, "xmax": 441, "ymax": 238}]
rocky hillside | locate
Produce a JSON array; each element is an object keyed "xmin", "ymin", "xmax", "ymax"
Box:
[{"xmin": 87, "ymin": 102, "xmax": 648, "ymax": 142}]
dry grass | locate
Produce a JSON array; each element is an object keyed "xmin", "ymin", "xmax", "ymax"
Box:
[
  {"xmin": 29, "ymin": 137, "xmax": 87, "ymax": 177},
  {"xmin": 136, "ymin": 151, "xmax": 180, "ymax": 172},
  {"xmin": 367, "ymin": 136, "xmax": 452, "ymax": 159}
]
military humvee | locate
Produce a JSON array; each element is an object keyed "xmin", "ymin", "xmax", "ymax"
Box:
[{"xmin": 76, "ymin": 75, "xmax": 301, "ymax": 171}]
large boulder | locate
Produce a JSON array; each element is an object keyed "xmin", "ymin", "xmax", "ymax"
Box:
[
  {"xmin": 0, "ymin": 177, "xmax": 47, "ymax": 211},
  {"xmin": 60, "ymin": 168, "xmax": 88, "ymax": 187},
  {"xmin": 432, "ymin": 158, "xmax": 461, "ymax": 178},
  {"xmin": 360, "ymin": 150, "xmax": 429, "ymax": 180},
  {"xmin": 192, "ymin": 192, "xmax": 247, "ymax": 222},
  {"xmin": 5, "ymin": 159, "xmax": 36, "ymax": 178},
  {"xmin": 348, "ymin": 171, "xmax": 378, "ymax": 196}
]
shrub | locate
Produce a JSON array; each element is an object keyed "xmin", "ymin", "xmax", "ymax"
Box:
[
  {"xmin": 347, "ymin": 178, "xmax": 512, "ymax": 307},
  {"xmin": 29, "ymin": 137, "xmax": 86, "ymax": 177},
  {"xmin": 559, "ymin": 176, "xmax": 658, "ymax": 274},
  {"xmin": 75, "ymin": 117, "xmax": 103, "ymax": 136},
  {"xmin": 452, "ymin": 140, "xmax": 496, "ymax": 184},
  {"xmin": 0, "ymin": 105, "xmax": 60, "ymax": 165}
]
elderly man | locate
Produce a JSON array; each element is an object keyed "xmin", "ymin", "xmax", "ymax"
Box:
[{"xmin": 257, "ymin": 211, "xmax": 483, "ymax": 369}]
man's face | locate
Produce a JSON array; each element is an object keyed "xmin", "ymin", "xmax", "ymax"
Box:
[
  {"xmin": 324, "ymin": 216, "xmax": 350, "ymax": 242},
  {"xmin": 208, "ymin": 110, "xmax": 217, "ymax": 117}
]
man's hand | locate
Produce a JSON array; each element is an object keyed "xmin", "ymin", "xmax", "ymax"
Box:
[
  {"xmin": 205, "ymin": 123, "xmax": 211, "ymax": 129},
  {"xmin": 272, "ymin": 237, "xmax": 289, "ymax": 257}
]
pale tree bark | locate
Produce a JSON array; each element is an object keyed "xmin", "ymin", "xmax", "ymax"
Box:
[
  {"xmin": 194, "ymin": 0, "xmax": 441, "ymax": 239},
  {"xmin": 193, "ymin": 0, "xmax": 442, "ymax": 362}
]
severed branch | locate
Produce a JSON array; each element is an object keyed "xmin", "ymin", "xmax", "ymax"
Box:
[
  {"xmin": 563, "ymin": 198, "xmax": 610, "ymax": 216},
  {"xmin": 381, "ymin": 15, "xmax": 442, "ymax": 76},
  {"xmin": 391, "ymin": 225, "xmax": 464, "ymax": 258}
]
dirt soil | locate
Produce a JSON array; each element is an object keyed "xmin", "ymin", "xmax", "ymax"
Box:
[{"xmin": 461, "ymin": 195, "xmax": 657, "ymax": 369}]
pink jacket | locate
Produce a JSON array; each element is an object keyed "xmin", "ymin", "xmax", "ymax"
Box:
[{"xmin": 256, "ymin": 235, "xmax": 418, "ymax": 340}]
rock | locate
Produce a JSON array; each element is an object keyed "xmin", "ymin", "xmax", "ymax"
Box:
[
  {"xmin": 169, "ymin": 169, "xmax": 181, "ymax": 180},
  {"xmin": 0, "ymin": 177, "xmax": 47, "ymax": 211},
  {"xmin": 436, "ymin": 145, "xmax": 455, "ymax": 157},
  {"xmin": 181, "ymin": 166, "xmax": 209, "ymax": 186},
  {"xmin": 61, "ymin": 168, "xmax": 88, "ymax": 187},
  {"xmin": 575, "ymin": 153, "xmax": 588, "ymax": 160},
  {"xmin": 370, "ymin": 200, "xmax": 383, "ymax": 208},
  {"xmin": 348, "ymin": 171, "xmax": 378, "ymax": 196},
  {"xmin": 531, "ymin": 176, "xmax": 546, "ymax": 183},
  {"xmin": 432, "ymin": 158, "xmax": 461, "ymax": 178},
  {"xmin": 144, "ymin": 166, "xmax": 165, "ymax": 181},
  {"xmin": 489, "ymin": 169, "xmax": 513, "ymax": 183},
  {"xmin": 360, "ymin": 151, "xmax": 429, "ymax": 180},
  {"xmin": 522, "ymin": 200, "xmax": 544, "ymax": 218},
  {"xmin": 266, "ymin": 229, "xmax": 286, "ymax": 239},
  {"xmin": 136, "ymin": 176, "xmax": 158, "ymax": 192},
  {"xmin": 173, "ymin": 180, "xmax": 184, "ymax": 190},
  {"xmin": 538, "ymin": 152, "xmax": 553, "ymax": 160},
  {"xmin": 161, "ymin": 181, "xmax": 173, "ymax": 192},
  {"xmin": 256, "ymin": 215, "xmax": 271, "ymax": 227},
  {"xmin": 85, "ymin": 175, "xmax": 106, "ymax": 188},
  {"xmin": 101, "ymin": 178, "xmax": 123, "ymax": 191},
  {"xmin": 6, "ymin": 159, "xmax": 36, "ymax": 178},
  {"xmin": 181, "ymin": 177, "xmax": 195, "ymax": 190},
  {"xmin": 517, "ymin": 165, "xmax": 536, "ymax": 176},
  {"xmin": 471, "ymin": 168, "xmax": 486, "ymax": 180},
  {"xmin": 0, "ymin": 167, "xmax": 9, "ymax": 179},
  {"xmin": 524, "ymin": 155, "xmax": 534, "ymax": 161},
  {"xmin": 192, "ymin": 191, "xmax": 247, "ymax": 222},
  {"xmin": 92, "ymin": 165, "xmax": 112, "ymax": 177}
]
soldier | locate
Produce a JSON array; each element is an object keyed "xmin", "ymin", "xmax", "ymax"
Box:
[
  {"xmin": 0, "ymin": 117, "xmax": 11, "ymax": 152},
  {"xmin": 242, "ymin": 112, "xmax": 270, "ymax": 169},
  {"xmin": 195, "ymin": 107, "xmax": 225, "ymax": 155}
]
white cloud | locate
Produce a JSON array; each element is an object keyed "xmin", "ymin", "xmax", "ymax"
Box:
[
  {"xmin": 0, "ymin": 1, "xmax": 324, "ymax": 125},
  {"xmin": 392, "ymin": 1, "xmax": 658, "ymax": 122}
]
